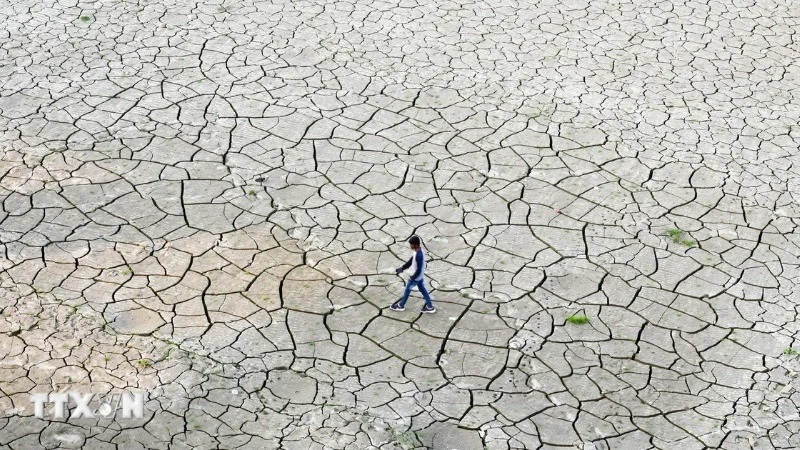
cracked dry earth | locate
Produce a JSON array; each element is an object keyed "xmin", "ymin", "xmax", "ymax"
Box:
[{"xmin": 1, "ymin": 0, "xmax": 799, "ymax": 449}]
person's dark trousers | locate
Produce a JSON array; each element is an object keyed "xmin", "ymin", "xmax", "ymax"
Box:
[{"xmin": 399, "ymin": 278, "xmax": 433, "ymax": 309}]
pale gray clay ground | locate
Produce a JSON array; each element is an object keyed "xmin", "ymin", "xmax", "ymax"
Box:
[{"xmin": 1, "ymin": 0, "xmax": 799, "ymax": 448}]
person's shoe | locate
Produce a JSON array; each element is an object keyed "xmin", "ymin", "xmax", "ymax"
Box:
[
  {"xmin": 421, "ymin": 305, "xmax": 436, "ymax": 314},
  {"xmin": 390, "ymin": 301, "xmax": 405, "ymax": 312}
]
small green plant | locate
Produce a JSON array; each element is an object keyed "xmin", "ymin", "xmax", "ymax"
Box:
[
  {"xmin": 137, "ymin": 358, "xmax": 152, "ymax": 368},
  {"xmin": 121, "ymin": 266, "xmax": 131, "ymax": 276},
  {"xmin": 783, "ymin": 348, "xmax": 799, "ymax": 356},
  {"xmin": 566, "ymin": 314, "xmax": 589, "ymax": 325},
  {"xmin": 80, "ymin": 15, "xmax": 90, "ymax": 22},
  {"xmin": 104, "ymin": 356, "xmax": 110, "ymax": 362},
  {"xmin": 667, "ymin": 228, "xmax": 683, "ymax": 243},
  {"xmin": 247, "ymin": 189, "xmax": 257, "ymax": 197},
  {"xmin": 666, "ymin": 228, "xmax": 694, "ymax": 247},
  {"xmin": 394, "ymin": 431, "xmax": 416, "ymax": 449}
]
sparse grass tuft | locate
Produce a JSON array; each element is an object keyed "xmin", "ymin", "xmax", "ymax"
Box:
[
  {"xmin": 667, "ymin": 228, "xmax": 694, "ymax": 247},
  {"xmin": 137, "ymin": 358, "xmax": 152, "ymax": 368},
  {"xmin": 392, "ymin": 430, "xmax": 417, "ymax": 449},
  {"xmin": 566, "ymin": 314, "xmax": 589, "ymax": 325},
  {"xmin": 783, "ymin": 348, "xmax": 799, "ymax": 356},
  {"xmin": 80, "ymin": 15, "xmax": 90, "ymax": 22}
]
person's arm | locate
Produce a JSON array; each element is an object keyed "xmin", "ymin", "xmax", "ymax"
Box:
[
  {"xmin": 409, "ymin": 251, "xmax": 423, "ymax": 280},
  {"xmin": 396, "ymin": 256, "xmax": 413, "ymax": 273}
]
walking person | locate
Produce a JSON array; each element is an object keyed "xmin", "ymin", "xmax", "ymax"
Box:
[{"xmin": 391, "ymin": 235, "xmax": 436, "ymax": 313}]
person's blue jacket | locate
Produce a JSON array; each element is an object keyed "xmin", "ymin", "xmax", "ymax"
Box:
[{"xmin": 398, "ymin": 249, "xmax": 425, "ymax": 281}]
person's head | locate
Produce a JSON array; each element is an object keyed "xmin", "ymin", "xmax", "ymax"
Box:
[{"xmin": 408, "ymin": 235, "xmax": 421, "ymax": 250}]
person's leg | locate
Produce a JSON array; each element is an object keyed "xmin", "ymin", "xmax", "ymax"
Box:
[
  {"xmin": 416, "ymin": 279, "xmax": 434, "ymax": 309},
  {"xmin": 398, "ymin": 279, "xmax": 415, "ymax": 307}
]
